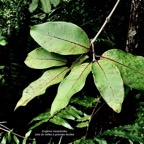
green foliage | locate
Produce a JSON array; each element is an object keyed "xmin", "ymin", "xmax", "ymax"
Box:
[
  {"xmin": 29, "ymin": 96, "xmax": 97, "ymax": 131},
  {"xmin": 15, "ymin": 21, "xmax": 144, "ymax": 116},
  {"xmin": 0, "ymin": 28, "xmax": 7, "ymax": 46},
  {"xmin": 0, "ymin": 129, "xmax": 36, "ymax": 144},
  {"xmin": 2, "ymin": 0, "xmax": 144, "ymax": 143},
  {"xmin": 29, "ymin": 0, "xmax": 61, "ymax": 13},
  {"xmin": 102, "ymin": 124, "xmax": 144, "ymax": 143},
  {"xmin": 30, "ymin": 104, "xmax": 91, "ymax": 130},
  {"xmin": 70, "ymin": 137, "xmax": 107, "ymax": 144}
]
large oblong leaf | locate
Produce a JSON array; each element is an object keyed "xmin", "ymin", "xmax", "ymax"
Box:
[
  {"xmin": 15, "ymin": 67, "xmax": 69, "ymax": 110},
  {"xmin": 30, "ymin": 22, "xmax": 90, "ymax": 55},
  {"xmin": 25, "ymin": 47, "xmax": 67, "ymax": 69},
  {"xmin": 51, "ymin": 63, "xmax": 91, "ymax": 116},
  {"xmin": 92, "ymin": 60, "xmax": 124, "ymax": 113},
  {"xmin": 102, "ymin": 49, "xmax": 144, "ymax": 90}
]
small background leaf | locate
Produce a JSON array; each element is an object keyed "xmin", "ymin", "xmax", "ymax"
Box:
[
  {"xmin": 50, "ymin": 0, "xmax": 60, "ymax": 7},
  {"xmin": 0, "ymin": 36, "xmax": 7, "ymax": 46},
  {"xmin": 25, "ymin": 47, "xmax": 67, "ymax": 69},
  {"xmin": 92, "ymin": 60, "xmax": 124, "ymax": 113},
  {"xmin": 51, "ymin": 63, "xmax": 91, "ymax": 115},
  {"xmin": 29, "ymin": 0, "xmax": 39, "ymax": 13},
  {"xmin": 40, "ymin": 0, "xmax": 51, "ymax": 13},
  {"xmin": 30, "ymin": 22, "xmax": 90, "ymax": 55}
]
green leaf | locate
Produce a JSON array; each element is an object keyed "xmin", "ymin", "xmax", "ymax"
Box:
[
  {"xmin": 30, "ymin": 109, "xmax": 51, "ymax": 122},
  {"xmin": 65, "ymin": 105, "xmax": 83, "ymax": 119},
  {"xmin": 0, "ymin": 136, "xmax": 6, "ymax": 144},
  {"xmin": 30, "ymin": 119, "xmax": 49, "ymax": 130},
  {"xmin": 0, "ymin": 36, "xmax": 7, "ymax": 46},
  {"xmin": 13, "ymin": 135, "xmax": 20, "ymax": 144},
  {"xmin": 94, "ymin": 138, "xmax": 107, "ymax": 144},
  {"xmin": 22, "ymin": 130, "xmax": 32, "ymax": 144},
  {"xmin": 50, "ymin": 0, "xmax": 60, "ymax": 7},
  {"xmin": 102, "ymin": 49, "xmax": 144, "ymax": 90},
  {"xmin": 40, "ymin": 0, "xmax": 51, "ymax": 13},
  {"xmin": 92, "ymin": 60, "xmax": 124, "ymax": 113},
  {"xmin": 76, "ymin": 121, "xmax": 89, "ymax": 128},
  {"xmin": 57, "ymin": 109, "xmax": 76, "ymax": 120},
  {"xmin": 25, "ymin": 47, "xmax": 67, "ymax": 69},
  {"xmin": 51, "ymin": 63, "xmax": 91, "ymax": 115},
  {"xmin": 103, "ymin": 129, "xmax": 144, "ymax": 143},
  {"xmin": 7, "ymin": 131, "xmax": 11, "ymax": 142},
  {"xmin": 29, "ymin": 0, "xmax": 39, "ymax": 13},
  {"xmin": 76, "ymin": 115, "xmax": 90, "ymax": 122},
  {"xmin": 50, "ymin": 116, "xmax": 73, "ymax": 129},
  {"xmin": 25, "ymin": 130, "xmax": 32, "ymax": 138},
  {"xmin": 15, "ymin": 67, "xmax": 69, "ymax": 110},
  {"xmin": 30, "ymin": 22, "xmax": 90, "ymax": 55}
]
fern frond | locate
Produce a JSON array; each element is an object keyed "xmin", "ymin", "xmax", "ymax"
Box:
[
  {"xmin": 102, "ymin": 124, "xmax": 144, "ymax": 143},
  {"xmin": 29, "ymin": 105, "xmax": 91, "ymax": 130},
  {"xmin": 29, "ymin": 96, "xmax": 97, "ymax": 130}
]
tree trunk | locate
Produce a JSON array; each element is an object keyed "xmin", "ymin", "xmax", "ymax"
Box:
[{"xmin": 126, "ymin": 0, "xmax": 144, "ymax": 55}]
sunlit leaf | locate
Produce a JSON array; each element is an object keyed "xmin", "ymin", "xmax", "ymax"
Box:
[
  {"xmin": 22, "ymin": 130, "xmax": 32, "ymax": 144},
  {"xmin": 30, "ymin": 22, "xmax": 90, "ymax": 55},
  {"xmin": 57, "ymin": 110, "xmax": 76, "ymax": 120},
  {"xmin": 50, "ymin": 116, "xmax": 73, "ymax": 129},
  {"xmin": 51, "ymin": 63, "xmax": 91, "ymax": 115},
  {"xmin": 29, "ymin": 0, "xmax": 39, "ymax": 13},
  {"xmin": 30, "ymin": 119, "xmax": 49, "ymax": 130},
  {"xmin": 0, "ymin": 36, "xmax": 7, "ymax": 46},
  {"xmin": 15, "ymin": 67, "xmax": 69, "ymax": 110},
  {"xmin": 92, "ymin": 60, "xmax": 124, "ymax": 113},
  {"xmin": 40, "ymin": 0, "xmax": 51, "ymax": 13},
  {"xmin": 76, "ymin": 121, "xmax": 89, "ymax": 128},
  {"xmin": 76, "ymin": 115, "xmax": 90, "ymax": 122},
  {"xmin": 7, "ymin": 131, "xmax": 11, "ymax": 143},
  {"xmin": 50, "ymin": 0, "xmax": 60, "ymax": 7},
  {"xmin": 13, "ymin": 135, "xmax": 20, "ymax": 144},
  {"xmin": 25, "ymin": 47, "xmax": 67, "ymax": 69},
  {"xmin": 0, "ymin": 136, "xmax": 6, "ymax": 144},
  {"xmin": 95, "ymin": 138, "xmax": 107, "ymax": 144},
  {"xmin": 102, "ymin": 49, "xmax": 144, "ymax": 90},
  {"xmin": 65, "ymin": 105, "xmax": 83, "ymax": 119},
  {"xmin": 30, "ymin": 109, "xmax": 51, "ymax": 122}
]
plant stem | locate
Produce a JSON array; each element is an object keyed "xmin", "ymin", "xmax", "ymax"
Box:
[
  {"xmin": 0, "ymin": 124, "xmax": 34, "ymax": 141},
  {"xmin": 91, "ymin": 0, "xmax": 121, "ymax": 55}
]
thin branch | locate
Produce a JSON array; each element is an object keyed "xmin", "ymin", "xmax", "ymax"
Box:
[
  {"xmin": 91, "ymin": 0, "xmax": 121, "ymax": 44},
  {"xmin": 0, "ymin": 124, "xmax": 34, "ymax": 141}
]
